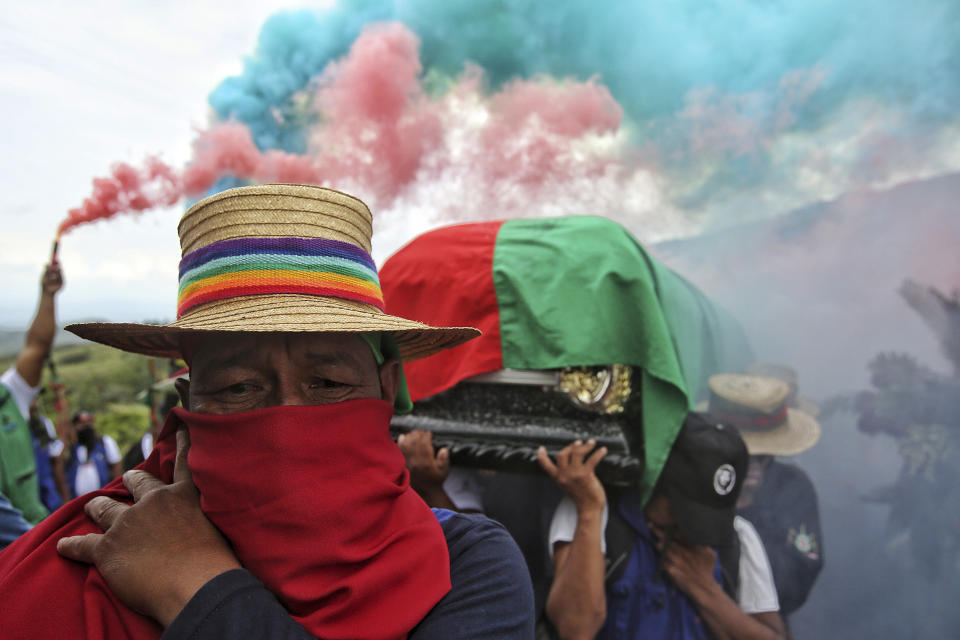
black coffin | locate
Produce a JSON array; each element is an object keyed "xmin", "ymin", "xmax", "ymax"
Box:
[{"xmin": 391, "ymin": 365, "xmax": 644, "ymax": 486}]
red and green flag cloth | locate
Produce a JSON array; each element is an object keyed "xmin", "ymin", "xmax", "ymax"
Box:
[{"xmin": 380, "ymin": 216, "xmax": 751, "ymax": 497}]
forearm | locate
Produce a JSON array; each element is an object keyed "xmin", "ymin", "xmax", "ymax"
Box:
[
  {"xmin": 56, "ymin": 405, "xmax": 73, "ymax": 445},
  {"xmin": 686, "ymin": 581, "xmax": 784, "ymax": 640},
  {"xmin": 17, "ymin": 292, "xmax": 57, "ymax": 386},
  {"xmin": 546, "ymin": 508, "xmax": 607, "ymax": 640}
]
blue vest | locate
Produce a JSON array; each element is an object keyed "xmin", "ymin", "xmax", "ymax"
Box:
[
  {"xmin": 32, "ymin": 435, "xmax": 62, "ymax": 512},
  {"xmin": 597, "ymin": 492, "xmax": 723, "ymax": 640},
  {"xmin": 66, "ymin": 440, "xmax": 111, "ymax": 498}
]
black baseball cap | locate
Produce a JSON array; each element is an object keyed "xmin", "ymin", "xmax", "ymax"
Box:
[{"xmin": 659, "ymin": 412, "xmax": 748, "ymax": 547}]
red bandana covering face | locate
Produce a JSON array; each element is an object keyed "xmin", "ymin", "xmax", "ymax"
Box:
[{"xmin": 0, "ymin": 399, "xmax": 450, "ymax": 640}]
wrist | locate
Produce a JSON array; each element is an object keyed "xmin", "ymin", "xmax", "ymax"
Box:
[
  {"xmin": 155, "ymin": 562, "xmax": 241, "ymax": 627},
  {"xmin": 683, "ymin": 570, "xmax": 726, "ymax": 604},
  {"xmin": 575, "ymin": 503, "xmax": 606, "ymax": 522}
]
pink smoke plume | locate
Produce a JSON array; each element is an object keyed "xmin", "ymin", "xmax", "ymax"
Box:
[
  {"xmin": 58, "ymin": 157, "xmax": 181, "ymax": 237},
  {"xmin": 62, "ymin": 22, "xmax": 636, "ymax": 241}
]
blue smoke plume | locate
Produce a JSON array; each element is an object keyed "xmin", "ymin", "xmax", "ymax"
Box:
[{"xmin": 210, "ymin": 0, "xmax": 960, "ymax": 150}]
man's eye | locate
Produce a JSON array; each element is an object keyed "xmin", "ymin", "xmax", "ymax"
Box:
[
  {"xmin": 309, "ymin": 378, "xmax": 348, "ymax": 389},
  {"xmin": 220, "ymin": 383, "xmax": 258, "ymax": 396}
]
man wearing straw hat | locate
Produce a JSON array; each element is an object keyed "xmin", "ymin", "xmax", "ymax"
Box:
[
  {"xmin": 706, "ymin": 372, "xmax": 824, "ymax": 622},
  {"xmin": 0, "ymin": 184, "xmax": 534, "ymax": 639}
]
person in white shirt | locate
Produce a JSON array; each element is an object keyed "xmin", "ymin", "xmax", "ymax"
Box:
[
  {"xmin": 538, "ymin": 412, "xmax": 787, "ymax": 640},
  {"xmin": 64, "ymin": 411, "xmax": 123, "ymax": 498}
]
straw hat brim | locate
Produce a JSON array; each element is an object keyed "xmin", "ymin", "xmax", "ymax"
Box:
[
  {"xmin": 694, "ymin": 403, "xmax": 821, "ymax": 456},
  {"xmin": 66, "ymin": 294, "xmax": 479, "ymax": 362},
  {"xmin": 738, "ymin": 408, "xmax": 821, "ymax": 456}
]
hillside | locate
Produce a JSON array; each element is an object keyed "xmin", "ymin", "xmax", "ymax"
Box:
[
  {"xmin": 1, "ymin": 341, "xmax": 176, "ymax": 455},
  {"xmin": 0, "ymin": 328, "xmax": 86, "ymax": 358}
]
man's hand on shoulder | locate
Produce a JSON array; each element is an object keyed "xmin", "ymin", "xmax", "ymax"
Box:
[{"xmin": 57, "ymin": 428, "xmax": 241, "ymax": 627}]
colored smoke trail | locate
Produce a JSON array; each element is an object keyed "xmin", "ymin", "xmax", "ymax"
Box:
[
  {"xmin": 58, "ymin": 157, "xmax": 181, "ymax": 237},
  {"xmin": 63, "ymin": 23, "xmax": 657, "ymax": 243},
  {"xmin": 65, "ymin": 1, "xmax": 960, "ymax": 241},
  {"xmin": 206, "ymin": 1, "xmax": 960, "ymax": 229}
]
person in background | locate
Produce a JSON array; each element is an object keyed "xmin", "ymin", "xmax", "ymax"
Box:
[
  {"xmin": 539, "ymin": 413, "xmax": 786, "ymax": 640},
  {"xmin": 0, "ymin": 493, "xmax": 32, "ymax": 550},
  {"xmin": 398, "ymin": 429, "xmax": 486, "ymax": 513},
  {"xmin": 28, "ymin": 390, "xmax": 67, "ymax": 510},
  {"xmin": 0, "ymin": 260, "xmax": 64, "ymax": 526},
  {"xmin": 123, "ymin": 370, "xmax": 185, "ymax": 472},
  {"xmin": 705, "ymin": 371, "xmax": 824, "ymax": 624},
  {"xmin": 63, "ymin": 411, "xmax": 123, "ymax": 498}
]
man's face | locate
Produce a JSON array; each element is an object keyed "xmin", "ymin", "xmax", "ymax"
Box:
[
  {"xmin": 179, "ymin": 333, "xmax": 399, "ymax": 415},
  {"xmin": 644, "ymin": 494, "xmax": 694, "ymax": 550},
  {"xmin": 644, "ymin": 495, "xmax": 678, "ymax": 545}
]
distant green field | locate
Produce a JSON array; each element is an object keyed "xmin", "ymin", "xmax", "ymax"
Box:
[{"xmin": 1, "ymin": 342, "xmax": 177, "ymax": 454}]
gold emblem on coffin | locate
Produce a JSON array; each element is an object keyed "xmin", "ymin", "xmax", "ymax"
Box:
[{"xmin": 558, "ymin": 365, "xmax": 632, "ymax": 414}]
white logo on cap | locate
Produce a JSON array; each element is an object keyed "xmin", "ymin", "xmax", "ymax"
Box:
[{"xmin": 713, "ymin": 464, "xmax": 736, "ymax": 496}]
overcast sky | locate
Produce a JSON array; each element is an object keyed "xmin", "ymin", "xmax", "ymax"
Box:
[{"xmin": 0, "ymin": 1, "xmax": 317, "ymax": 327}]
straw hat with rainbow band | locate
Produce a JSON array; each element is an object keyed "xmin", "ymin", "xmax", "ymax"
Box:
[
  {"xmin": 703, "ymin": 373, "xmax": 821, "ymax": 457},
  {"xmin": 66, "ymin": 184, "xmax": 479, "ymax": 362}
]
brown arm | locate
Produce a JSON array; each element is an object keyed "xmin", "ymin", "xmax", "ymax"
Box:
[
  {"xmin": 664, "ymin": 543, "xmax": 786, "ymax": 640},
  {"xmin": 16, "ymin": 262, "xmax": 63, "ymax": 387},
  {"xmin": 538, "ymin": 441, "xmax": 609, "ymax": 640}
]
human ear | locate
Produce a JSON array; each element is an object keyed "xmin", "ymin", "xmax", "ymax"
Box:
[
  {"xmin": 378, "ymin": 359, "xmax": 401, "ymax": 406},
  {"xmin": 174, "ymin": 378, "xmax": 191, "ymax": 412}
]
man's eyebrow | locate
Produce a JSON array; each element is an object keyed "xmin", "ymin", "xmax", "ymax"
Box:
[
  {"xmin": 194, "ymin": 349, "xmax": 250, "ymax": 374},
  {"xmin": 302, "ymin": 349, "xmax": 368, "ymax": 368}
]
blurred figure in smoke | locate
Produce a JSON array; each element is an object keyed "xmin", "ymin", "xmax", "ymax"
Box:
[
  {"xmin": 0, "ymin": 260, "xmax": 63, "ymax": 527},
  {"xmin": 854, "ymin": 340, "xmax": 960, "ymax": 638},
  {"xmin": 64, "ymin": 411, "xmax": 122, "ymax": 498},
  {"xmin": 703, "ymin": 372, "xmax": 824, "ymax": 624}
]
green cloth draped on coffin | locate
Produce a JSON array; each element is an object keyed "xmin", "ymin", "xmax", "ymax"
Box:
[{"xmin": 381, "ymin": 216, "xmax": 752, "ymax": 499}]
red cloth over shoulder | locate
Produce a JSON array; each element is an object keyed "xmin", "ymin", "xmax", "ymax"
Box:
[{"xmin": 0, "ymin": 399, "xmax": 450, "ymax": 640}]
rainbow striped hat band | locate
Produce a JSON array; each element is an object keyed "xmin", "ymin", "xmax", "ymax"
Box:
[
  {"xmin": 177, "ymin": 236, "xmax": 384, "ymax": 318},
  {"xmin": 65, "ymin": 184, "xmax": 479, "ymax": 361}
]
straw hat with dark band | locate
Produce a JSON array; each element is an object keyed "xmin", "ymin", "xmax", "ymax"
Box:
[
  {"xmin": 67, "ymin": 184, "xmax": 480, "ymax": 360},
  {"xmin": 703, "ymin": 373, "xmax": 821, "ymax": 456}
]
